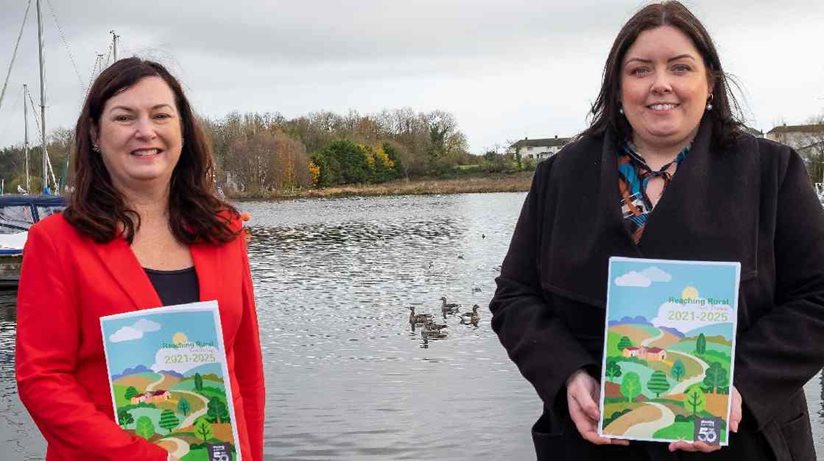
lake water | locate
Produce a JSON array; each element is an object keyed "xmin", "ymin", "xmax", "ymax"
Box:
[{"xmin": 0, "ymin": 192, "xmax": 822, "ymax": 459}]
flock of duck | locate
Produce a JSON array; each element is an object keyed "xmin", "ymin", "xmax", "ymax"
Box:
[{"xmin": 407, "ymin": 297, "xmax": 481, "ymax": 345}]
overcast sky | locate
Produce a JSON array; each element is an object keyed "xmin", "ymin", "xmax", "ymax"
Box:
[{"xmin": 0, "ymin": 0, "xmax": 822, "ymax": 154}]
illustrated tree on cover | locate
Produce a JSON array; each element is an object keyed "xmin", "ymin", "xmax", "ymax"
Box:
[
  {"xmin": 605, "ymin": 360, "xmax": 623, "ymax": 382},
  {"xmin": 177, "ymin": 397, "xmax": 191, "ymax": 416},
  {"xmin": 194, "ymin": 372, "xmax": 204, "ymax": 391},
  {"xmin": 135, "ymin": 416, "xmax": 155, "ymax": 440},
  {"xmin": 208, "ymin": 397, "xmax": 230, "ymax": 424},
  {"xmin": 686, "ymin": 385, "xmax": 706, "ymax": 416},
  {"xmin": 617, "ymin": 336, "xmax": 633, "ymax": 351},
  {"xmin": 646, "ymin": 370, "xmax": 671, "ymax": 398},
  {"xmin": 124, "ymin": 386, "xmax": 139, "ymax": 401},
  {"xmin": 703, "ymin": 362, "xmax": 728, "ymax": 394},
  {"xmin": 159, "ymin": 409, "xmax": 180, "ymax": 432},
  {"xmin": 671, "ymin": 359, "xmax": 686, "ymax": 382},
  {"xmin": 195, "ymin": 417, "xmax": 213, "ymax": 442},
  {"xmin": 696, "ymin": 333, "xmax": 707, "ymax": 355},
  {"xmin": 117, "ymin": 408, "xmax": 134, "ymax": 428},
  {"xmin": 620, "ymin": 372, "xmax": 642, "ymax": 402}
]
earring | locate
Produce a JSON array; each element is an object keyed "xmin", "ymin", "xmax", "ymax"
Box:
[
  {"xmin": 706, "ymin": 94, "xmax": 714, "ymax": 111},
  {"xmin": 92, "ymin": 144, "xmax": 100, "ymax": 152},
  {"xmin": 619, "ymin": 107, "xmax": 624, "ymax": 115}
]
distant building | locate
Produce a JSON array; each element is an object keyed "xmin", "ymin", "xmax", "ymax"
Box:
[
  {"xmin": 509, "ymin": 135, "xmax": 572, "ymax": 161},
  {"xmin": 766, "ymin": 124, "xmax": 824, "ymax": 150},
  {"xmin": 743, "ymin": 126, "xmax": 763, "ymax": 138}
]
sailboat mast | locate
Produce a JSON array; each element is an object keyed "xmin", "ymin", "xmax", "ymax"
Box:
[
  {"xmin": 23, "ymin": 84, "xmax": 30, "ymax": 192},
  {"xmin": 36, "ymin": 0, "xmax": 47, "ymax": 193},
  {"xmin": 110, "ymin": 30, "xmax": 119, "ymax": 62}
]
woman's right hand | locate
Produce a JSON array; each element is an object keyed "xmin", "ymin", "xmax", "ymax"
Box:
[{"xmin": 566, "ymin": 369, "xmax": 629, "ymax": 446}]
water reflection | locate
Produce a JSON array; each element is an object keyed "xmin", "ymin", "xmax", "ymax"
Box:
[{"xmin": 0, "ymin": 194, "xmax": 822, "ymax": 459}]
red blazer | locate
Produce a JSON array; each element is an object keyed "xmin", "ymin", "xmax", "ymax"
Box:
[{"xmin": 15, "ymin": 214, "xmax": 265, "ymax": 460}]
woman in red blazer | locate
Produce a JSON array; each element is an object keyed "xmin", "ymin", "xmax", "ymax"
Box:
[{"xmin": 15, "ymin": 58, "xmax": 265, "ymax": 460}]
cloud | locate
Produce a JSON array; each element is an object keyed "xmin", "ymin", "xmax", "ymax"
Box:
[
  {"xmin": 640, "ymin": 266, "xmax": 672, "ymax": 282},
  {"xmin": 109, "ymin": 326, "xmax": 144, "ymax": 343},
  {"xmin": 614, "ymin": 271, "xmax": 652, "ymax": 287},
  {"xmin": 650, "ymin": 300, "xmax": 734, "ymax": 334},
  {"xmin": 107, "ymin": 318, "xmax": 161, "ymax": 343},
  {"xmin": 133, "ymin": 318, "xmax": 161, "ymax": 333}
]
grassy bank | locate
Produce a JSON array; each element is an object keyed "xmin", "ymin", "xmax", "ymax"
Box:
[{"xmin": 230, "ymin": 171, "xmax": 535, "ymax": 200}]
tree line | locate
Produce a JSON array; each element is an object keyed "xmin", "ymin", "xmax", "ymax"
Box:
[{"xmin": 0, "ymin": 108, "xmax": 534, "ymax": 196}]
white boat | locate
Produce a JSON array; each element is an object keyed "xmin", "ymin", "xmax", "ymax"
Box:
[{"xmin": 0, "ymin": 195, "xmax": 65, "ymax": 288}]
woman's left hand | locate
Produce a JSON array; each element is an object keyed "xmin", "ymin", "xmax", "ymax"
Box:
[{"xmin": 668, "ymin": 386, "xmax": 741, "ymax": 453}]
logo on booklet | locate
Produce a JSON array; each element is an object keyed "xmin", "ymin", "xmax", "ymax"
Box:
[{"xmin": 694, "ymin": 417, "xmax": 721, "ymax": 445}]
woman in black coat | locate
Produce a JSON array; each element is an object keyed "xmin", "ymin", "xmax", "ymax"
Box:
[{"xmin": 490, "ymin": 2, "xmax": 824, "ymax": 460}]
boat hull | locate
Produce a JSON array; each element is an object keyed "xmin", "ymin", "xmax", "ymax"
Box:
[{"xmin": 0, "ymin": 255, "xmax": 21, "ymax": 289}]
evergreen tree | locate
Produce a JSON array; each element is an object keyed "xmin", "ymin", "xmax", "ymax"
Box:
[
  {"xmin": 696, "ymin": 333, "xmax": 707, "ymax": 354},
  {"xmin": 177, "ymin": 397, "xmax": 191, "ymax": 416}
]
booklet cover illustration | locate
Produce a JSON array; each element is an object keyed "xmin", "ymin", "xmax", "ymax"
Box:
[
  {"xmin": 101, "ymin": 301, "xmax": 241, "ymax": 460},
  {"xmin": 598, "ymin": 257, "xmax": 740, "ymax": 445}
]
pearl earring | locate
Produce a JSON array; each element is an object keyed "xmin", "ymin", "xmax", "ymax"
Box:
[
  {"xmin": 706, "ymin": 94, "xmax": 714, "ymax": 111},
  {"xmin": 619, "ymin": 107, "xmax": 624, "ymax": 115},
  {"xmin": 92, "ymin": 144, "xmax": 100, "ymax": 152}
]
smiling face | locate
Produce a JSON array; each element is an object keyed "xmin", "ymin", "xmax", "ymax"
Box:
[
  {"xmin": 620, "ymin": 25, "xmax": 712, "ymax": 153},
  {"xmin": 93, "ymin": 76, "xmax": 183, "ymax": 195}
]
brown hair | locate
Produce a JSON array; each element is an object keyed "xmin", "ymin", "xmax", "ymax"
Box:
[
  {"xmin": 63, "ymin": 57, "xmax": 239, "ymax": 244},
  {"xmin": 580, "ymin": 1, "xmax": 742, "ymax": 147}
]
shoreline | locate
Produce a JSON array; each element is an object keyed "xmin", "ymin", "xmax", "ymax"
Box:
[{"xmin": 229, "ymin": 171, "xmax": 535, "ymax": 201}]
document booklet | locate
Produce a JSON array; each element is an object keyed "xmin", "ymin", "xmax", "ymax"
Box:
[
  {"xmin": 101, "ymin": 300, "xmax": 241, "ymax": 460},
  {"xmin": 598, "ymin": 257, "xmax": 740, "ymax": 446}
]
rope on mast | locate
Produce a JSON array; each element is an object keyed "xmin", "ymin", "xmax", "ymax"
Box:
[
  {"xmin": 25, "ymin": 89, "xmax": 57, "ymax": 191},
  {"xmin": 0, "ymin": 0, "xmax": 33, "ymax": 114},
  {"xmin": 44, "ymin": 0, "xmax": 85, "ymax": 94}
]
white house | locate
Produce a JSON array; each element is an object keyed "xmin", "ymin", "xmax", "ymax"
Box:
[{"xmin": 508, "ymin": 135, "xmax": 572, "ymax": 161}]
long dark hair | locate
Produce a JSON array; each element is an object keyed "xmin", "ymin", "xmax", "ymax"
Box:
[
  {"xmin": 63, "ymin": 57, "xmax": 239, "ymax": 244},
  {"xmin": 580, "ymin": 1, "xmax": 742, "ymax": 147}
]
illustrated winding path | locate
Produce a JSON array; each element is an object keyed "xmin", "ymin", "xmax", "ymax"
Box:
[
  {"xmin": 176, "ymin": 389, "xmax": 210, "ymax": 427},
  {"xmin": 641, "ymin": 328, "xmax": 665, "ymax": 348},
  {"xmin": 605, "ymin": 402, "xmax": 675, "ymax": 437},
  {"xmin": 157, "ymin": 437, "xmax": 190, "ymax": 459},
  {"xmin": 145, "ymin": 374, "xmax": 165, "ymax": 392},
  {"xmin": 668, "ymin": 350, "xmax": 709, "ymax": 395}
]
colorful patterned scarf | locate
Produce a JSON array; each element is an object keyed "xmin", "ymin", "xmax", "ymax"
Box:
[{"xmin": 617, "ymin": 141, "xmax": 689, "ymax": 243}]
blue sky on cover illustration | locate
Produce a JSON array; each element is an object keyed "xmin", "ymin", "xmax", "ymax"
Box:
[
  {"xmin": 609, "ymin": 260, "xmax": 739, "ymax": 331},
  {"xmin": 101, "ymin": 309, "xmax": 220, "ymax": 376}
]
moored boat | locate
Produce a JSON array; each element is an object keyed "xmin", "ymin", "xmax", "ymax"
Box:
[{"xmin": 0, "ymin": 195, "xmax": 65, "ymax": 289}]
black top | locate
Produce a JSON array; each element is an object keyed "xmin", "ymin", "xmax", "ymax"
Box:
[{"xmin": 144, "ymin": 267, "xmax": 199, "ymax": 306}]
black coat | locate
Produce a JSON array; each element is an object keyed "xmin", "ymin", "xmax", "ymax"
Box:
[{"xmin": 490, "ymin": 118, "xmax": 824, "ymax": 461}]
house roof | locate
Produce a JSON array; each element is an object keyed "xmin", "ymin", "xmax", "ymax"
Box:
[
  {"xmin": 766, "ymin": 124, "xmax": 824, "ymax": 135},
  {"xmin": 645, "ymin": 347, "xmax": 664, "ymax": 353},
  {"xmin": 511, "ymin": 137, "xmax": 572, "ymax": 149}
]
